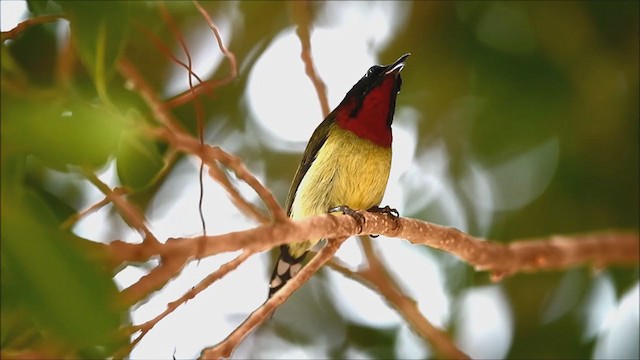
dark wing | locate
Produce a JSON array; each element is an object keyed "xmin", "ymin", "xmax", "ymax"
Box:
[{"xmin": 284, "ymin": 112, "xmax": 336, "ymax": 215}]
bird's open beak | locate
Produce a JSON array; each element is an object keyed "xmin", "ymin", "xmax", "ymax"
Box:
[{"xmin": 385, "ymin": 53, "xmax": 411, "ymax": 76}]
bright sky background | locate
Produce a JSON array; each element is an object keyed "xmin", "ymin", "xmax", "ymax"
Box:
[{"xmin": 1, "ymin": 0, "xmax": 28, "ymax": 32}]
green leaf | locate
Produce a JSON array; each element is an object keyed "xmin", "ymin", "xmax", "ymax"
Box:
[
  {"xmin": 5, "ymin": 21, "xmax": 58, "ymax": 86},
  {"xmin": 23, "ymin": 157, "xmax": 83, "ymax": 223},
  {"xmin": 27, "ymin": 0, "xmax": 49, "ymax": 14},
  {"xmin": 26, "ymin": 0, "xmax": 64, "ymax": 16},
  {"xmin": 346, "ymin": 324, "xmax": 397, "ymax": 359},
  {"xmin": 1, "ymin": 251, "xmax": 43, "ymax": 350},
  {"xmin": 116, "ymin": 131, "xmax": 165, "ymax": 190},
  {"xmin": 58, "ymin": 1, "xmax": 130, "ymax": 100},
  {"xmin": 1, "ymin": 169, "xmax": 121, "ymax": 349},
  {"xmin": 2, "ymin": 96, "xmax": 126, "ymax": 171}
]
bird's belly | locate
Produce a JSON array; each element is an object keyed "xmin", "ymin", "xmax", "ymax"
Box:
[{"xmin": 291, "ymin": 127, "xmax": 392, "ymax": 220}]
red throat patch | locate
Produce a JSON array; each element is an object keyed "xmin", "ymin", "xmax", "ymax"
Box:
[{"xmin": 334, "ymin": 75, "xmax": 396, "ymax": 148}]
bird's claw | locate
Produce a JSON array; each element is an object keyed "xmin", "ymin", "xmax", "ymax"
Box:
[
  {"xmin": 367, "ymin": 205, "xmax": 400, "ymax": 230},
  {"xmin": 329, "ymin": 205, "xmax": 365, "ymax": 233}
]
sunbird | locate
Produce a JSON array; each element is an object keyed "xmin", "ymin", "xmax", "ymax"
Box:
[{"xmin": 269, "ymin": 54, "xmax": 410, "ymax": 297}]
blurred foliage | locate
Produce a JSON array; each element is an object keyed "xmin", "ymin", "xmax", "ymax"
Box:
[{"xmin": 1, "ymin": 0, "xmax": 638, "ymax": 358}]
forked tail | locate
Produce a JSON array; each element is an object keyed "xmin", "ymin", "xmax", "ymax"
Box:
[{"xmin": 268, "ymin": 245, "xmax": 308, "ymax": 298}]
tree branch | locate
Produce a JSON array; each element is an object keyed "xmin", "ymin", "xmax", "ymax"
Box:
[
  {"xmin": 60, "ymin": 188, "xmax": 126, "ymax": 230},
  {"xmin": 198, "ymin": 237, "xmax": 348, "ymax": 359},
  {"xmin": 108, "ymin": 208, "xmax": 638, "ymax": 313},
  {"xmin": 163, "ymin": 1, "xmax": 238, "ymax": 109},
  {"xmin": 118, "ymin": 60, "xmax": 277, "ymax": 224},
  {"xmin": 152, "ymin": 127, "xmax": 287, "ymax": 223},
  {"xmin": 81, "ymin": 169, "xmax": 159, "ymax": 246},
  {"xmin": 1, "ymin": 15, "xmax": 66, "ymax": 42},
  {"xmin": 291, "ymin": 1, "xmax": 330, "ymax": 117},
  {"xmin": 115, "ymin": 251, "xmax": 252, "ymax": 358},
  {"xmin": 325, "ymin": 237, "xmax": 470, "ymax": 359},
  {"xmin": 139, "ymin": 213, "xmax": 638, "ymax": 277}
]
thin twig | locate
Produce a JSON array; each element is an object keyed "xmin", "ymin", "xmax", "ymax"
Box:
[
  {"xmin": 118, "ymin": 60, "xmax": 274, "ymax": 224},
  {"xmin": 81, "ymin": 169, "xmax": 160, "ymax": 246},
  {"xmin": 158, "ymin": 0, "xmax": 209, "ymax": 236},
  {"xmin": 1, "ymin": 14, "xmax": 66, "ymax": 42},
  {"xmin": 56, "ymin": 22, "xmax": 75, "ymax": 86},
  {"xmin": 164, "ymin": 1, "xmax": 238, "ymax": 109},
  {"xmin": 158, "ymin": 1, "xmax": 198, "ymax": 91},
  {"xmin": 118, "ymin": 59, "xmax": 183, "ymax": 133},
  {"xmin": 137, "ymin": 24, "xmax": 212, "ymax": 98},
  {"xmin": 154, "ymin": 127, "xmax": 287, "ymax": 222},
  {"xmin": 357, "ymin": 237, "xmax": 469, "ymax": 359},
  {"xmin": 60, "ymin": 188, "xmax": 127, "ymax": 230},
  {"xmin": 209, "ymin": 146, "xmax": 287, "ymax": 222},
  {"xmin": 115, "ymin": 251, "xmax": 252, "ymax": 358},
  {"xmin": 145, "ymin": 147, "xmax": 180, "ymax": 189},
  {"xmin": 208, "ymin": 161, "xmax": 270, "ymax": 223},
  {"xmin": 193, "ymin": 0, "xmax": 238, "ymax": 81},
  {"xmin": 199, "ymin": 237, "xmax": 347, "ymax": 359},
  {"xmin": 291, "ymin": 1, "xmax": 330, "ymax": 117}
]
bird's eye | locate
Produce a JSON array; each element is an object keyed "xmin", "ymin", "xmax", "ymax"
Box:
[{"xmin": 366, "ymin": 66, "xmax": 381, "ymax": 77}]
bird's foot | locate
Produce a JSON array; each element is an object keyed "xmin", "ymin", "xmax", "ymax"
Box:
[
  {"xmin": 329, "ymin": 205, "xmax": 365, "ymax": 233},
  {"xmin": 367, "ymin": 205, "xmax": 400, "ymax": 232}
]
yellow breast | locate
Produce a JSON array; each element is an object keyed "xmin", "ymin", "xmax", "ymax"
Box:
[{"xmin": 288, "ymin": 125, "xmax": 392, "ymax": 257}]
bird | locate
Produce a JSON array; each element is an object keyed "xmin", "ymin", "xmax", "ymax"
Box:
[{"xmin": 268, "ymin": 53, "xmax": 410, "ymax": 298}]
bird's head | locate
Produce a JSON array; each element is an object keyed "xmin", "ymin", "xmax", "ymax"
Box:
[{"xmin": 334, "ymin": 53, "xmax": 410, "ymax": 147}]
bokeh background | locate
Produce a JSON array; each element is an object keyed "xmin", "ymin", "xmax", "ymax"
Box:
[{"xmin": 2, "ymin": 1, "xmax": 638, "ymax": 359}]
